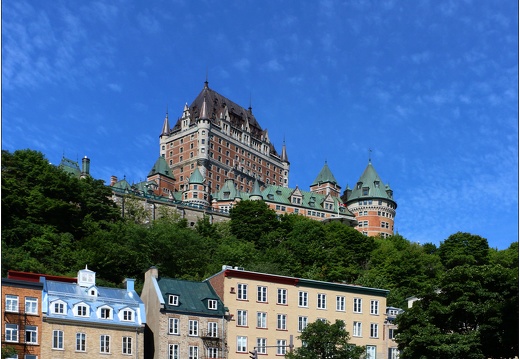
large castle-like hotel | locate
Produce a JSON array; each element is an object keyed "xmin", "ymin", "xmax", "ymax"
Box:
[{"xmin": 110, "ymin": 81, "xmax": 397, "ymax": 238}]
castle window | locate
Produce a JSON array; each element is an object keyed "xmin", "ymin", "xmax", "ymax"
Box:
[
  {"xmin": 362, "ymin": 187, "xmax": 369, "ymax": 196},
  {"xmin": 201, "ymin": 139, "xmax": 205, "ymax": 144},
  {"xmin": 169, "ymin": 295, "xmax": 179, "ymax": 306},
  {"xmin": 357, "ymin": 183, "xmax": 362, "ymax": 189},
  {"xmin": 374, "ymin": 181, "xmax": 380, "ymax": 188},
  {"xmin": 202, "ymin": 130, "xmax": 206, "ymax": 135},
  {"xmin": 180, "ymin": 156, "xmax": 183, "ymax": 161},
  {"xmin": 180, "ymin": 148, "xmax": 184, "ymax": 153}
]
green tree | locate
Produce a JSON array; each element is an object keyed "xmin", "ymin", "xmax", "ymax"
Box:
[
  {"xmin": 438, "ymin": 232, "xmax": 490, "ymax": 269},
  {"xmin": 285, "ymin": 319, "xmax": 365, "ymax": 359},
  {"xmin": 229, "ymin": 200, "xmax": 279, "ymax": 247}
]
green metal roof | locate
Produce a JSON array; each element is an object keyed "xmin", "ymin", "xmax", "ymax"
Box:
[
  {"xmin": 189, "ymin": 167, "xmax": 204, "ymax": 184},
  {"xmin": 212, "ymin": 179, "xmax": 242, "ymax": 200},
  {"xmin": 346, "ymin": 161, "xmax": 395, "ymax": 204},
  {"xmin": 249, "ymin": 179, "xmax": 262, "ymax": 198},
  {"xmin": 112, "ymin": 178, "xmax": 132, "ymax": 191},
  {"xmin": 58, "ymin": 157, "xmax": 81, "ymax": 178},
  {"xmin": 157, "ymin": 277, "xmax": 226, "ymax": 316},
  {"xmin": 148, "ymin": 156, "xmax": 174, "ymax": 179},
  {"xmin": 311, "ymin": 161, "xmax": 338, "ymax": 186}
]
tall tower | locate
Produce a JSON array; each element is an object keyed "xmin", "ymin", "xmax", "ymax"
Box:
[
  {"xmin": 310, "ymin": 161, "xmax": 341, "ymax": 197},
  {"xmin": 342, "ymin": 160, "xmax": 397, "ymax": 238}
]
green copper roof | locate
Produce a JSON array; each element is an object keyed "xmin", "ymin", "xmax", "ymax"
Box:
[
  {"xmin": 112, "ymin": 178, "xmax": 132, "ymax": 191},
  {"xmin": 346, "ymin": 161, "xmax": 395, "ymax": 204},
  {"xmin": 148, "ymin": 156, "xmax": 174, "ymax": 179},
  {"xmin": 189, "ymin": 167, "xmax": 204, "ymax": 184},
  {"xmin": 249, "ymin": 179, "xmax": 263, "ymax": 198},
  {"xmin": 58, "ymin": 157, "xmax": 81, "ymax": 178},
  {"xmin": 157, "ymin": 277, "xmax": 226, "ymax": 316},
  {"xmin": 311, "ymin": 161, "xmax": 338, "ymax": 186},
  {"xmin": 213, "ymin": 179, "xmax": 242, "ymax": 200}
]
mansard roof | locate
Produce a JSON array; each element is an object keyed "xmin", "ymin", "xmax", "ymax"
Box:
[
  {"xmin": 311, "ymin": 161, "xmax": 339, "ymax": 186},
  {"xmin": 148, "ymin": 156, "xmax": 174, "ymax": 179},
  {"xmin": 171, "ymin": 82, "xmax": 280, "ymax": 157},
  {"xmin": 346, "ymin": 161, "xmax": 396, "ymax": 205},
  {"xmin": 156, "ymin": 277, "xmax": 225, "ymax": 315}
]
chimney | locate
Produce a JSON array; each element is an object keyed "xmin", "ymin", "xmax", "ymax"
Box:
[
  {"xmin": 124, "ymin": 278, "xmax": 135, "ymax": 292},
  {"xmin": 110, "ymin": 176, "xmax": 118, "ymax": 186},
  {"xmin": 81, "ymin": 156, "xmax": 91, "ymax": 177},
  {"xmin": 146, "ymin": 266, "xmax": 159, "ymax": 280}
]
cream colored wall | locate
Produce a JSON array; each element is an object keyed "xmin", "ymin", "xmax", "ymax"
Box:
[
  {"xmin": 41, "ymin": 321, "xmax": 144, "ymax": 359},
  {"xmin": 221, "ymin": 276, "xmax": 388, "ymax": 359}
]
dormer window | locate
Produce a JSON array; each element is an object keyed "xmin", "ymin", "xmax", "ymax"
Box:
[
  {"xmin": 74, "ymin": 303, "xmax": 89, "ymax": 317},
  {"xmin": 52, "ymin": 301, "xmax": 66, "ymax": 314},
  {"xmin": 208, "ymin": 299, "xmax": 217, "ymax": 310},
  {"xmin": 357, "ymin": 182, "xmax": 362, "ymax": 189},
  {"xmin": 169, "ymin": 295, "xmax": 179, "ymax": 306},
  {"xmin": 99, "ymin": 306, "xmax": 112, "ymax": 320},
  {"xmin": 362, "ymin": 187, "xmax": 369, "ymax": 196},
  {"xmin": 374, "ymin": 181, "xmax": 380, "ymax": 188},
  {"xmin": 267, "ymin": 194, "xmax": 274, "ymax": 200},
  {"xmin": 121, "ymin": 309, "xmax": 134, "ymax": 321},
  {"xmin": 276, "ymin": 190, "xmax": 282, "ymax": 195}
]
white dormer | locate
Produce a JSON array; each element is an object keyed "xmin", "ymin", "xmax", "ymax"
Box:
[
  {"xmin": 51, "ymin": 299, "xmax": 67, "ymax": 315},
  {"xmin": 118, "ymin": 307, "xmax": 135, "ymax": 322},
  {"xmin": 73, "ymin": 302, "xmax": 90, "ymax": 317},
  {"xmin": 168, "ymin": 294, "xmax": 179, "ymax": 306},
  {"xmin": 78, "ymin": 265, "xmax": 96, "ymax": 288},
  {"xmin": 86, "ymin": 285, "xmax": 98, "ymax": 298},
  {"xmin": 97, "ymin": 305, "xmax": 113, "ymax": 320}
]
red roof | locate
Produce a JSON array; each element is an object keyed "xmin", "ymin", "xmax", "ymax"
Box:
[{"xmin": 7, "ymin": 270, "xmax": 77, "ymax": 283}]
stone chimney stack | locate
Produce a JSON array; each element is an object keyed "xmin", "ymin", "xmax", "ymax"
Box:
[{"xmin": 110, "ymin": 176, "xmax": 118, "ymax": 186}]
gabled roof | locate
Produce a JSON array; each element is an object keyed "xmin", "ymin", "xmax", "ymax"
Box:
[
  {"xmin": 212, "ymin": 179, "xmax": 242, "ymax": 200},
  {"xmin": 148, "ymin": 156, "xmax": 174, "ymax": 179},
  {"xmin": 311, "ymin": 161, "xmax": 338, "ymax": 186},
  {"xmin": 346, "ymin": 161, "xmax": 396, "ymax": 205},
  {"xmin": 188, "ymin": 168, "xmax": 204, "ymax": 184},
  {"xmin": 157, "ymin": 277, "xmax": 225, "ymax": 316},
  {"xmin": 112, "ymin": 178, "xmax": 132, "ymax": 192}
]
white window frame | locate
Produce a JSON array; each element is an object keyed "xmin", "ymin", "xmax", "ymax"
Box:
[
  {"xmin": 100, "ymin": 335, "xmax": 110, "ymax": 354},
  {"xmin": 207, "ymin": 347, "xmax": 219, "ymax": 358},
  {"xmin": 52, "ymin": 300, "xmax": 66, "ymax": 314},
  {"xmin": 189, "ymin": 320, "xmax": 199, "ymax": 336},
  {"xmin": 370, "ymin": 323, "xmax": 379, "ymax": 338},
  {"xmin": 237, "ymin": 283, "xmax": 248, "ymax": 300},
  {"xmin": 277, "ymin": 314, "xmax": 287, "ymax": 330},
  {"xmin": 168, "ymin": 317, "xmax": 180, "ymax": 335},
  {"xmin": 317, "ymin": 293, "xmax": 327, "ymax": 309},
  {"xmin": 168, "ymin": 344, "xmax": 179, "ymax": 359},
  {"xmin": 169, "ymin": 295, "xmax": 179, "ymax": 306},
  {"xmin": 353, "ymin": 322, "xmax": 362, "ymax": 337},
  {"xmin": 25, "ymin": 325, "xmax": 38, "ymax": 344},
  {"xmin": 257, "ymin": 312, "xmax": 267, "ymax": 328},
  {"xmin": 277, "ymin": 288, "xmax": 287, "ymax": 305},
  {"xmin": 298, "ymin": 316, "xmax": 308, "ymax": 332},
  {"xmin": 298, "ymin": 291, "xmax": 308, "ymax": 307},
  {"xmin": 277, "ymin": 340, "xmax": 287, "ymax": 355},
  {"xmin": 366, "ymin": 345, "xmax": 376, "ymax": 359},
  {"xmin": 5, "ymin": 295, "xmax": 19, "ymax": 313},
  {"xmin": 336, "ymin": 296, "xmax": 345, "ymax": 311},
  {"xmin": 189, "ymin": 346, "xmax": 199, "ymax": 359},
  {"xmin": 208, "ymin": 299, "xmax": 217, "ymax": 310},
  {"xmin": 76, "ymin": 332, "xmax": 86, "ymax": 352},
  {"xmin": 52, "ymin": 330, "xmax": 64, "ymax": 349},
  {"xmin": 237, "ymin": 310, "xmax": 248, "ymax": 326},
  {"xmin": 207, "ymin": 322, "xmax": 218, "ymax": 337},
  {"xmin": 370, "ymin": 300, "xmax": 379, "ymax": 315},
  {"xmin": 257, "ymin": 338, "xmax": 267, "ymax": 354},
  {"xmin": 75, "ymin": 303, "xmax": 89, "ymax": 317},
  {"xmin": 388, "ymin": 347, "xmax": 400, "ymax": 359},
  {"xmin": 25, "ymin": 297, "xmax": 38, "ymax": 315},
  {"xmin": 121, "ymin": 308, "xmax": 134, "ymax": 321},
  {"xmin": 5, "ymin": 324, "xmax": 18, "ymax": 342},
  {"xmin": 122, "ymin": 336, "xmax": 132, "ymax": 355},
  {"xmin": 99, "ymin": 306, "xmax": 112, "ymax": 319},
  {"xmin": 353, "ymin": 298, "xmax": 362, "ymax": 313},
  {"xmin": 257, "ymin": 286, "xmax": 267, "ymax": 302},
  {"xmin": 237, "ymin": 336, "xmax": 247, "ymax": 352}
]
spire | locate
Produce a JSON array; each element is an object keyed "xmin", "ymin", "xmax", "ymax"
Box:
[
  {"xmin": 281, "ymin": 138, "xmax": 289, "ymax": 162},
  {"xmin": 248, "ymin": 92, "xmax": 252, "ymax": 113},
  {"xmin": 311, "ymin": 161, "xmax": 338, "ymax": 186},
  {"xmin": 368, "ymin": 148, "xmax": 372, "ymax": 164},
  {"xmin": 161, "ymin": 110, "xmax": 170, "ymax": 136},
  {"xmin": 204, "ymin": 70, "xmax": 209, "ymax": 89},
  {"xmin": 188, "ymin": 167, "xmax": 205, "ymax": 184},
  {"xmin": 199, "ymin": 97, "xmax": 209, "ymax": 120},
  {"xmin": 249, "ymin": 178, "xmax": 263, "ymax": 200}
]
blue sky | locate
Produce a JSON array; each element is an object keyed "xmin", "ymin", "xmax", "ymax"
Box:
[{"xmin": 3, "ymin": 0, "xmax": 518, "ymax": 249}]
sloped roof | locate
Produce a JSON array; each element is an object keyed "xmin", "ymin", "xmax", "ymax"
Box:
[
  {"xmin": 311, "ymin": 162, "xmax": 338, "ymax": 186},
  {"xmin": 212, "ymin": 179, "xmax": 242, "ymax": 200},
  {"xmin": 346, "ymin": 161, "xmax": 396, "ymax": 204},
  {"xmin": 58, "ymin": 157, "xmax": 81, "ymax": 178},
  {"xmin": 112, "ymin": 178, "xmax": 132, "ymax": 191},
  {"xmin": 157, "ymin": 277, "xmax": 225, "ymax": 316},
  {"xmin": 148, "ymin": 156, "xmax": 174, "ymax": 179},
  {"xmin": 189, "ymin": 168, "xmax": 204, "ymax": 184}
]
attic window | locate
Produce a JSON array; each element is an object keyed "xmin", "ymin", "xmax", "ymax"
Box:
[
  {"xmin": 267, "ymin": 194, "xmax": 274, "ymax": 200},
  {"xmin": 208, "ymin": 299, "xmax": 217, "ymax": 310},
  {"xmin": 169, "ymin": 295, "xmax": 179, "ymax": 306},
  {"xmin": 357, "ymin": 183, "xmax": 362, "ymax": 189},
  {"xmin": 223, "ymin": 192, "xmax": 230, "ymax": 199},
  {"xmin": 374, "ymin": 181, "xmax": 380, "ymax": 188},
  {"xmin": 362, "ymin": 187, "xmax": 369, "ymax": 196},
  {"xmin": 276, "ymin": 190, "xmax": 282, "ymax": 195}
]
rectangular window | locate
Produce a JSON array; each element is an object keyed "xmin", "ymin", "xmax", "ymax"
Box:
[
  {"xmin": 207, "ymin": 347, "xmax": 219, "ymax": 358},
  {"xmin": 317, "ymin": 293, "xmax": 327, "ymax": 309},
  {"xmin": 370, "ymin": 300, "xmax": 379, "ymax": 315},
  {"xmin": 237, "ymin": 283, "xmax": 248, "ymax": 300},
  {"xmin": 277, "ymin": 340, "xmax": 287, "ymax": 355},
  {"xmin": 25, "ymin": 297, "xmax": 38, "ymax": 315},
  {"xmin": 257, "ymin": 312, "xmax": 267, "ymax": 328},
  {"xmin": 257, "ymin": 286, "xmax": 267, "ymax": 302},
  {"xmin": 169, "ymin": 295, "xmax": 179, "ymax": 306},
  {"xmin": 370, "ymin": 323, "xmax": 379, "ymax": 338},
  {"xmin": 54, "ymin": 302, "xmax": 65, "ymax": 314},
  {"xmin": 122, "ymin": 309, "xmax": 133, "ymax": 321},
  {"xmin": 237, "ymin": 310, "xmax": 248, "ymax": 326},
  {"xmin": 168, "ymin": 318, "xmax": 180, "ymax": 335},
  {"xmin": 189, "ymin": 346, "xmax": 199, "ymax": 359},
  {"xmin": 336, "ymin": 296, "xmax": 345, "ymax": 311},
  {"xmin": 353, "ymin": 298, "xmax": 362, "ymax": 313},
  {"xmin": 277, "ymin": 288, "xmax": 287, "ymax": 305},
  {"xmin": 208, "ymin": 299, "xmax": 217, "ymax": 310},
  {"xmin": 388, "ymin": 347, "xmax": 399, "ymax": 359},
  {"xmin": 76, "ymin": 304, "xmax": 88, "ymax": 317},
  {"xmin": 100, "ymin": 335, "xmax": 110, "ymax": 353},
  {"xmin": 169, "ymin": 344, "xmax": 179, "ymax": 359},
  {"xmin": 25, "ymin": 325, "xmax": 37, "ymax": 344},
  {"xmin": 52, "ymin": 330, "xmax": 63, "ymax": 349},
  {"xmin": 298, "ymin": 316, "xmax": 308, "ymax": 332},
  {"xmin": 257, "ymin": 338, "xmax": 267, "ymax": 354},
  {"xmin": 366, "ymin": 345, "xmax": 376, "ymax": 359},
  {"xmin": 76, "ymin": 332, "xmax": 86, "ymax": 352},
  {"xmin": 5, "ymin": 324, "xmax": 18, "ymax": 342},
  {"xmin": 353, "ymin": 322, "xmax": 362, "ymax": 337},
  {"xmin": 237, "ymin": 336, "xmax": 247, "ymax": 352},
  {"xmin": 389, "ymin": 328, "xmax": 396, "ymax": 340},
  {"xmin": 298, "ymin": 291, "xmax": 308, "ymax": 307},
  {"xmin": 207, "ymin": 322, "xmax": 218, "ymax": 337},
  {"xmin": 100, "ymin": 307, "xmax": 111, "ymax": 319},
  {"xmin": 122, "ymin": 336, "xmax": 132, "ymax": 355},
  {"xmin": 189, "ymin": 320, "xmax": 199, "ymax": 336},
  {"xmin": 277, "ymin": 314, "xmax": 287, "ymax": 330},
  {"xmin": 5, "ymin": 295, "xmax": 19, "ymax": 312}
]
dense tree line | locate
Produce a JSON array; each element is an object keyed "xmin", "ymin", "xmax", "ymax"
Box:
[{"xmin": 2, "ymin": 149, "xmax": 518, "ymax": 358}]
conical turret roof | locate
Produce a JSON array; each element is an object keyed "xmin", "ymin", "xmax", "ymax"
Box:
[
  {"xmin": 148, "ymin": 156, "xmax": 174, "ymax": 179},
  {"xmin": 311, "ymin": 161, "xmax": 338, "ymax": 186},
  {"xmin": 346, "ymin": 161, "xmax": 396, "ymax": 206},
  {"xmin": 188, "ymin": 167, "xmax": 204, "ymax": 184}
]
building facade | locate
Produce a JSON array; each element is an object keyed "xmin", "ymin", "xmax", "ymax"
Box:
[
  {"xmin": 141, "ymin": 267, "xmax": 227, "ymax": 359},
  {"xmin": 40, "ymin": 267, "xmax": 146, "ymax": 359},
  {"xmin": 206, "ymin": 266, "xmax": 391, "ymax": 359}
]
